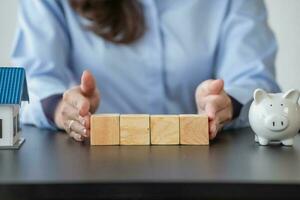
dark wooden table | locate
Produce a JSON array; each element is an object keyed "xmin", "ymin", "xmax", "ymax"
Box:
[{"xmin": 1, "ymin": 125, "xmax": 300, "ymax": 200}]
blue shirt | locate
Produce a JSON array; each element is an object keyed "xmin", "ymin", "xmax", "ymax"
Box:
[{"xmin": 11, "ymin": 0, "xmax": 280, "ymax": 130}]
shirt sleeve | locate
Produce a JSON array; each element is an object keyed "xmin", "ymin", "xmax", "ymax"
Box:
[
  {"xmin": 11, "ymin": 0, "xmax": 75, "ymax": 129},
  {"xmin": 215, "ymin": 0, "xmax": 281, "ymax": 129},
  {"xmin": 41, "ymin": 93, "xmax": 63, "ymax": 128},
  {"xmin": 229, "ymin": 95, "xmax": 243, "ymax": 120}
]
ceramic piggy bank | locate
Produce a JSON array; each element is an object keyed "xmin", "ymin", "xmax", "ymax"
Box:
[{"xmin": 249, "ymin": 89, "xmax": 300, "ymax": 146}]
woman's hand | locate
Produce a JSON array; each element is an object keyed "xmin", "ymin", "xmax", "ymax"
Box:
[
  {"xmin": 54, "ymin": 70, "xmax": 100, "ymax": 141},
  {"xmin": 195, "ymin": 79, "xmax": 233, "ymax": 140}
]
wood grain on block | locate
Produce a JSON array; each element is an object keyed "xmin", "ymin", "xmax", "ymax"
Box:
[
  {"xmin": 150, "ymin": 115, "xmax": 179, "ymax": 145},
  {"xmin": 120, "ymin": 114, "xmax": 150, "ymax": 145},
  {"xmin": 90, "ymin": 114, "xmax": 120, "ymax": 145},
  {"xmin": 179, "ymin": 114, "xmax": 209, "ymax": 145}
]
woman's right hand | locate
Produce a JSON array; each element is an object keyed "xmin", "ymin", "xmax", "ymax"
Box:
[{"xmin": 54, "ymin": 70, "xmax": 100, "ymax": 141}]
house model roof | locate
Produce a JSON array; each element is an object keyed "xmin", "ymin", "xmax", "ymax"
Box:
[{"xmin": 0, "ymin": 67, "xmax": 29, "ymax": 105}]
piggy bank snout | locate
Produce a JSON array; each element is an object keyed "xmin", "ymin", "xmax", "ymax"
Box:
[{"xmin": 264, "ymin": 114, "xmax": 289, "ymax": 131}]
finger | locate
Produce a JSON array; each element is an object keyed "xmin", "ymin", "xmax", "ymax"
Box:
[
  {"xmin": 77, "ymin": 113, "xmax": 91, "ymax": 137},
  {"xmin": 209, "ymin": 119, "xmax": 218, "ymax": 140},
  {"xmin": 215, "ymin": 107, "xmax": 233, "ymax": 125},
  {"xmin": 204, "ymin": 95, "xmax": 231, "ymax": 119},
  {"xmin": 200, "ymin": 93, "xmax": 230, "ymax": 110},
  {"xmin": 89, "ymin": 89, "xmax": 101, "ymax": 114},
  {"xmin": 83, "ymin": 113, "xmax": 91, "ymax": 129},
  {"xmin": 208, "ymin": 79, "xmax": 224, "ymax": 95},
  {"xmin": 217, "ymin": 123, "xmax": 224, "ymax": 133},
  {"xmin": 69, "ymin": 131, "xmax": 84, "ymax": 142},
  {"xmin": 84, "ymin": 129, "xmax": 90, "ymax": 137},
  {"xmin": 63, "ymin": 89, "xmax": 90, "ymax": 116},
  {"xmin": 197, "ymin": 79, "xmax": 224, "ymax": 98},
  {"xmin": 61, "ymin": 102, "xmax": 86, "ymax": 126},
  {"xmin": 209, "ymin": 119, "xmax": 224, "ymax": 140},
  {"xmin": 209, "ymin": 108, "xmax": 232, "ymax": 140},
  {"xmin": 66, "ymin": 119, "xmax": 88, "ymax": 137},
  {"xmin": 81, "ymin": 70, "xmax": 96, "ymax": 96}
]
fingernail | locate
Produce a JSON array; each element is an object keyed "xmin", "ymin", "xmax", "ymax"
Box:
[
  {"xmin": 82, "ymin": 128, "xmax": 88, "ymax": 137},
  {"xmin": 86, "ymin": 130, "xmax": 90, "ymax": 137},
  {"xmin": 76, "ymin": 134, "xmax": 82, "ymax": 141}
]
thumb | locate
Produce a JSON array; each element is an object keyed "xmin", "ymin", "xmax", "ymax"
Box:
[
  {"xmin": 207, "ymin": 79, "xmax": 224, "ymax": 95},
  {"xmin": 80, "ymin": 70, "xmax": 96, "ymax": 96}
]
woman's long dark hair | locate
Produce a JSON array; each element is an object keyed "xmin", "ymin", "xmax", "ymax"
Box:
[{"xmin": 70, "ymin": 0, "xmax": 145, "ymax": 44}]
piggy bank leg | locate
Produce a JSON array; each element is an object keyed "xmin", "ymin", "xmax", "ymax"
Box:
[
  {"xmin": 281, "ymin": 138, "xmax": 294, "ymax": 146},
  {"xmin": 258, "ymin": 137, "xmax": 269, "ymax": 146}
]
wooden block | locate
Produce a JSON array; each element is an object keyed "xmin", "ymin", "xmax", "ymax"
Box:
[
  {"xmin": 179, "ymin": 114, "xmax": 209, "ymax": 145},
  {"xmin": 150, "ymin": 115, "xmax": 179, "ymax": 145},
  {"xmin": 90, "ymin": 114, "xmax": 120, "ymax": 145},
  {"xmin": 120, "ymin": 114, "xmax": 150, "ymax": 145}
]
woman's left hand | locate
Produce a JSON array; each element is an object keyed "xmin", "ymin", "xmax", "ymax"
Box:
[{"xmin": 195, "ymin": 79, "xmax": 233, "ymax": 139}]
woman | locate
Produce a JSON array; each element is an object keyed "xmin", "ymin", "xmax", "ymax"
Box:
[{"xmin": 12, "ymin": 0, "xmax": 280, "ymax": 141}]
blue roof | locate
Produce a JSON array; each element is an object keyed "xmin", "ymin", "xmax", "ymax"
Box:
[{"xmin": 0, "ymin": 67, "xmax": 29, "ymax": 105}]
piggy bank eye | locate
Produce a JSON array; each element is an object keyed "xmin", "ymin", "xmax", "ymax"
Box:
[
  {"xmin": 281, "ymin": 104, "xmax": 284, "ymax": 106},
  {"xmin": 270, "ymin": 104, "xmax": 273, "ymax": 107}
]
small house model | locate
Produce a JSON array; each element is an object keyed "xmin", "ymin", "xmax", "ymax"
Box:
[{"xmin": 0, "ymin": 67, "xmax": 29, "ymax": 149}]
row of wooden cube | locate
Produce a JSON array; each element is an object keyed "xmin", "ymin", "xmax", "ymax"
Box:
[{"xmin": 90, "ymin": 114, "xmax": 209, "ymax": 145}]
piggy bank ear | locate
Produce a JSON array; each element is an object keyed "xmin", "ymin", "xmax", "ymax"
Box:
[
  {"xmin": 254, "ymin": 88, "xmax": 268, "ymax": 104},
  {"xmin": 283, "ymin": 89, "xmax": 300, "ymax": 103}
]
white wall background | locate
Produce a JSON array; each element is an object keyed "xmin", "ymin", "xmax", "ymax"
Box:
[
  {"xmin": 0, "ymin": 0, "xmax": 18, "ymax": 66},
  {"xmin": 0, "ymin": 0, "xmax": 299, "ymax": 91}
]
